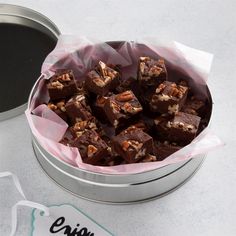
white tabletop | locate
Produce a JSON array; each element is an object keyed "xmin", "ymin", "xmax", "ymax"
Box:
[{"xmin": 0, "ymin": 1, "xmax": 235, "ymax": 235}]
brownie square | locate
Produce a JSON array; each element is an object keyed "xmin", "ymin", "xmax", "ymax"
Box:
[
  {"xmin": 65, "ymin": 94, "xmax": 93, "ymax": 124},
  {"xmin": 47, "ymin": 99, "xmax": 68, "ymax": 122},
  {"xmin": 112, "ymin": 126, "xmax": 153, "ymax": 163},
  {"xmin": 103, "ymin": 90, "xmax": 143, "ymax": 128},
  {"xmin": 85, "ymin": 61, "xmax": 120, "ymax": 95},
  {"xmin": 150, "ymin": 81, "xmax": 188, "ymax": 114},
  {"xmin": 71, "ymin": 130, "xmax": 109, "ymax": 165},
  {"xmin": 138, "ymin": 56, "xmax": 167, "ymax": 88},
  {"xmin": 47, "ymin": 70, "xmax": 78, "ymax": 100},
  {"xmin": 155, "ymin": 112, "xmax": 201, "ymax": 145}
]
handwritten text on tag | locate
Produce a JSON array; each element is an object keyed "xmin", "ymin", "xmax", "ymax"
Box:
[{"xmin": 31, "ymin": 204, "xmax": 113, "ymax": 236}]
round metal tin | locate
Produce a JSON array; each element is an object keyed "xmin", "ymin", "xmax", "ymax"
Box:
[
  {"xmin": 29, "ymin": 41, "xmax": 213, "ymax": 204},
  {"xmin": 0, "ymin": 4, "xmax": 60, "ymax": 121}
]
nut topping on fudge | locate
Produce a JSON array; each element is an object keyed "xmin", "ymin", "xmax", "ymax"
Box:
[
  {"xmin": 47, "ymin": 99, "xmax": 68, "ymax": 121},
  {"xmin": 154, "ymin": 112, "xmax": 201, "ymax": 145},
  {"xmin": 103, "ymin": 90, "xmax": 143, "ymax": 127},
  {"xmin": 47, "ymin": 70, "xmax": 78, "ymax": 100},
  {"xmin": 85, "ymin": 61, "xmax": 120, "ymax": 95},
  {"xmin": 65, "ymin": 94, "xmax": 93, "ymax": 124},
  {"xmin": 112, "ymin": 126, "xmax": 153, "ymax": 163},
  {"xmin": 138, "ymin": 57, "xmax": 167, "ymax": 87},
  {"xmin": 150, "ymin": 81, "xmax": 188, "ymax": 114},
  {"xmin": 71, "ymin": 129, "xmax": 109, "ymax": 165}
]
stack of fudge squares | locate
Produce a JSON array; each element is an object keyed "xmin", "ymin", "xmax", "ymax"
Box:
[{"xmin": 46, "ymin": 57, "xmax": 207, "ymax": 166}]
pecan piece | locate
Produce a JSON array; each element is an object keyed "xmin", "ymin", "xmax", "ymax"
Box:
[
  {"xmin": 56, "ymin": 100, "xmax": 66, "ymax": 112},
  {"xmin": 93, "ymin": 78, "xmax": 105, "ymax": 87},
  {"xmin": 51, "ymin": 81, "xmax": 64, "ymax": 89},
  {"xmin": 58, "ymin": 73, "xmax": 71, "ymax": 82},
  {"xmin": 87, "ymin": 145, "xmax": 98, "ymax": 158},
  {"xmin": 115, "ymin": 91, "xmax": 134, "ymax": 102},
  {"xmin": 48, "ymin": 103, "xmax": 57, "ymax": 110}
]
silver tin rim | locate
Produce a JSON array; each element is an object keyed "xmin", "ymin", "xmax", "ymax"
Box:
[{"xmin": 0, "ymin": 4, "xmax": 60, "ymax": 121}]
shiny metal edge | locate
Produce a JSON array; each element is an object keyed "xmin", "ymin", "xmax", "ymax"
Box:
[
  {"xmin": 0, "ymin": 4, "xmax": 60, "ymax": 121},
  {"xmin": 0, "ymin": 4, "xmax": 60, "ymax": 37},
  {"xmin": 33, "ymin": 139, "xmax": 205, "ymax": 204}
]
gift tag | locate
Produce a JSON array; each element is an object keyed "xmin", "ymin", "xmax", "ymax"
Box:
[
  {"xmin": 0, "ymin": 172, "xmax": 113, "ymax": 236},
  {"xmin": 31, "ymin": 204, "xmax": 114, "ymax": 236}
]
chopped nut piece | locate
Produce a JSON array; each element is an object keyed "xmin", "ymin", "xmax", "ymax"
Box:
[
  {"xmin": 140, "ymin": 154, "xmax": 157, "ymax": 162},
  {"xmin": 122, "ymin": 140, "xmax": 130, "ymax": 151},
  {"xmin": 87, "ymin": 145, "xmax": 98, "ymax": 158},
  {"xmin": 47, "ymin": 103, "xmax": 57, "ymax": 110},
  {"xmin": 51, "ymin": 81, "xmax": 64, "ymax": 89},
  {"xmin": 93, "ymin": 78, "xmax": 106, "ymax": 87},
  {"xmin": 115, "ymin": 91, "xmax": 134, "ymax": 102}
]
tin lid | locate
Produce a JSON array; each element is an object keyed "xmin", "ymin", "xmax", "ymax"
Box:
[{"xmin": 0, "ymin": 4, "xmax": 60, "ymax": 121}]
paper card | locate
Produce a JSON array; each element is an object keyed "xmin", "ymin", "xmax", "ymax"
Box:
[{"xmin": 30, "ymin": 204, "xmax": 114, "ymax": 236}]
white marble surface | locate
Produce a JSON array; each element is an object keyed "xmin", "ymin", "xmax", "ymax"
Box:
[{"xmin": 0, "ymin": 0, "xmax": 235, "ymax": 235}]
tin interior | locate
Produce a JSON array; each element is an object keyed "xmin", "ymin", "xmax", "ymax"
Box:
[{"xmin": 0, "ymin": 4, "xmax": 60, "ymax": 121}]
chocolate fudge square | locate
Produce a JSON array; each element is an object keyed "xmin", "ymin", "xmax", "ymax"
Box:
[
  {"xmin": 154, "ymin": 112, "xmax": 201, "ymax": 145},
  {"xmin": 112, "ymin": 126, "xmax": 153, "ymax": 163},
  {"xmin": 65, "ymin": 94, "xmax": 93, "ymax": 124},
  {"xmin": 150, "ymin": 81, "xmax": 188, "ymax": 114},
  {"xmin": 47, "ymin": 99, "xmax": 68, "ymax": 122},
  {"xmin": 71, "ymin": 130, "xmax": 109, "ymax": 165},
  {"xmin": 182, "ymin": 96, "xmax": 206, "ymax": 116},
  {"xmin": 154, "ymin": 141, "xmax": 181, "ymax": 161},
  {"xmin": 103, "ymin": 90, "xmax": 143, "ymax": 128},
  {"xmin": 47, "ymin": 70, "xmax": 77, "ymax": 100},
  {"xmin": 85, "ymin": 61, "xmax": 120, "ymax": 95},
  {"xmin": 167, "ymin": 112, "xmax": 201, "ymax": 144},
  {"xmin": 138, "ymin": 56, "xmax": 167, "ymax": 87}
]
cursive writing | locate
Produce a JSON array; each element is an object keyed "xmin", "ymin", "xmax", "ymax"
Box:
[{"xmin": 49, "ymin": 217, "xmax": 94, "ymax": 236}]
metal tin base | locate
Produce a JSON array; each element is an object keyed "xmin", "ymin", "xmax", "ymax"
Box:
[{"xmin": 32, "ymin": 137, "xmax": 205, "ymax": 204}]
